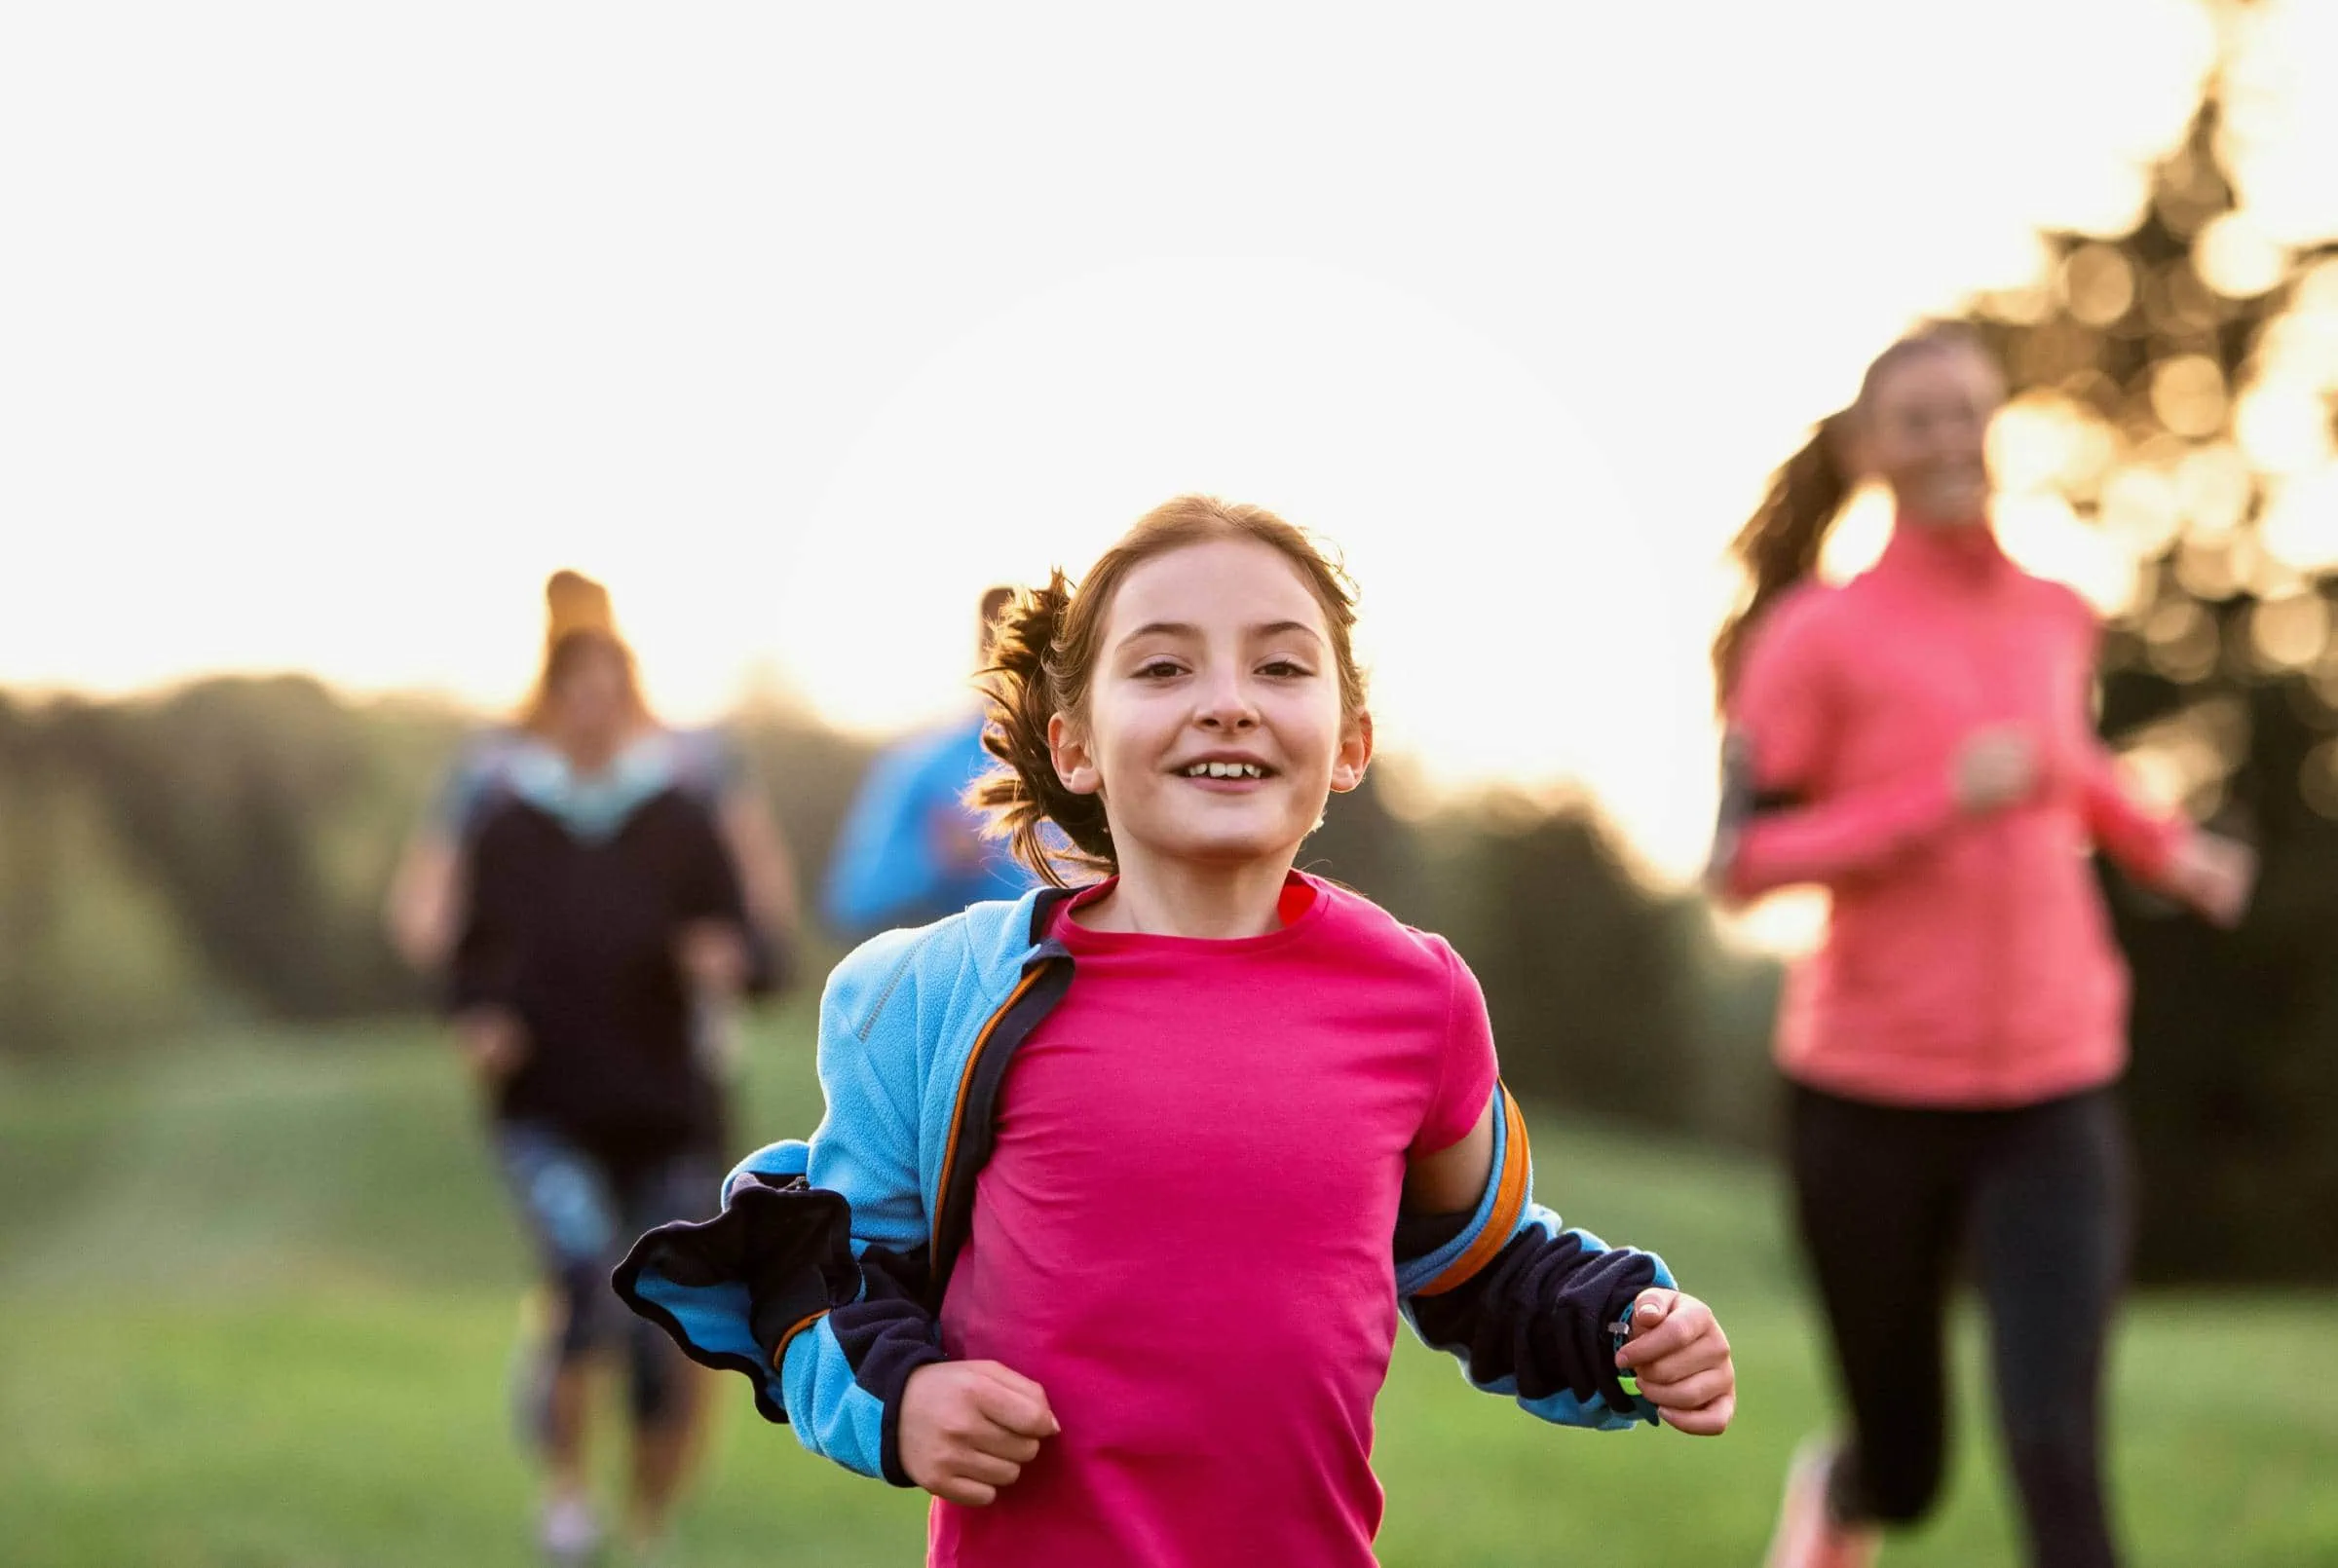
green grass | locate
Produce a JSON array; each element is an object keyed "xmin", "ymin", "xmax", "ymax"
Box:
[{"xmin": 2, "ymin": 1018, "xmax": 2333, "ymax": 1565}]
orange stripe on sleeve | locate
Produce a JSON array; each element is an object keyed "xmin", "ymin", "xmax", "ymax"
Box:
[
  {"xmin": 1414, "ymin": 1087, "xmax": 1531, "ymax": 1298},
  {"xmin": 773, "ymin": 1308, "xmax": 830, "ymax": 1369}
]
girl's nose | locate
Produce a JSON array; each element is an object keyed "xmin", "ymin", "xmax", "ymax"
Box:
[{"xmin": 1195, "ymin": 671, "xmax": 1260, "ymax": 729}]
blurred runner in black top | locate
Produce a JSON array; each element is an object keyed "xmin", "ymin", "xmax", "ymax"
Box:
[
  {"xmin": 388, "ymin": 569, "xmax": 801, "ymax": 1007},
  {"xmin": 449, "ymin": 625, "xmax": 765, "ymax": 1567},
  {"xmin": 454, "ymin": 756, "xmax": 747, "ymax": 1166}
]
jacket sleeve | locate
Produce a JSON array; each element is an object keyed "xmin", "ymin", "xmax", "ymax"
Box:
[
  {"xmin": 1395, "ymin": 1084, "xmax": 1674, "ymax": 1431},
  {"xmin": 2079, "ymin": 744, "xmax": 2190, "ymax": 885},
  {"xmin": 821, "ymin": 739, "xmax": 952, "ymax": 942},
  {"xmin": 670, "ymin": 797, "xmax": 784, "ymax": 999},
  {"xmin": 444, "ymin": 810, "xmax": 519, "ymax": 1016},
  {"xmin": 1711, "ymin": 593, "xmax": 1961, "ymax": 903},
  {"xmin": 430, "ymin": 730, "xmax": 509, "ymax": 842},
  {"xmin": 614, "ymin": 925, "xmax": 947, "ymax": 1484}
]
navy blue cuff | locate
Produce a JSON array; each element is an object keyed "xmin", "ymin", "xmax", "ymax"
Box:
[
  {"xmin": 610, "ymin": 1177, "xmax": 857, "ymax": 1425},
  {"xmin": 1409, "ymin": 1227, "xmax": 1661, "ymax": 1415}
]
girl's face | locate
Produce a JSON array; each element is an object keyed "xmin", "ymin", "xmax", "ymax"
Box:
[
  {"xmin": 1860, "ymin": 344, "xmax": 2004, "ymax": 526},
  {"xmin": 548, "ymin": 645, "xmax": 633, "ymax": 763},
  {"xmin": 1050, "ymin": 538, "xmax": 1371, "ymax": 877}
]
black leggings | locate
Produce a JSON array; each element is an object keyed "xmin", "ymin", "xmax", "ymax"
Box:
[{"xmin": 1789, "ymin": 1083, "xmax": 2131, "ymax": 1568}]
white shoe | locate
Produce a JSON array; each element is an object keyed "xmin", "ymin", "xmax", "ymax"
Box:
[
  {"xmin": 540, "ymin": 1494, "xmax": 603, "ymax": 1566},
  {"xmin": 1764, "ymin": 1438, "xmax": 1879, "ymax": 1568}
]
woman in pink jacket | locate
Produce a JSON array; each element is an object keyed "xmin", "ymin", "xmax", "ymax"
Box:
[{"xmin": 1711, "ymin": 324, "xmax": 2253, "ymax": 1568}]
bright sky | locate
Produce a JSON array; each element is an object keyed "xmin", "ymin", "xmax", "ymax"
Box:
[{"xmin": 6, "ymin": 0, "xmax": 2332, "ymax": 898}]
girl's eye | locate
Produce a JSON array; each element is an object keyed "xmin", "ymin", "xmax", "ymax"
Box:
[
  {"xmin": 1261, "ymin": 659, "xmax": 1310, "ymax": 679},
  {"xmin": 1136, "ymin": 659, "xmax": 1185, "ymax": 680}
]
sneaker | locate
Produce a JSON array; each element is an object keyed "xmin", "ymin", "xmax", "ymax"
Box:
[
  {"xmin": 540, "ymin": 1493, "xmax": 603, "ymax": 1566},
  {"xmin": 1764, "ymin": 1437, "xmax": 1880, "ymax": 1568}
]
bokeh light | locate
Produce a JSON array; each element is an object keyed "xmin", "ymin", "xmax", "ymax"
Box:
[{"xmin": 2194, "ymin": 209, "xmax": 2290, "ymax": 299}]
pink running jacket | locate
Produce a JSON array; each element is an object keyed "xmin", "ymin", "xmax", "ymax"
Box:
[{"xmin": 1714, "ymin": 519, "xmax": 2194, "ymax": 1108}]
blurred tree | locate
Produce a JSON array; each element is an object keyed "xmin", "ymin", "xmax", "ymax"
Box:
[
  {"xmin": 1440, "ymin": 803, "xmax": 1695, "ymax": 1127},
  {"xmin": 0, "ymin": 678, "xmax": 909, "ymax": 1047},
  {"xmin": 0, "ymin": 694, "xmax": 222, "ymax": 1052},
  {"xmin": 43, "ymin": 678, "xmax": 434, "ymax": 1020},
  {"xmin": 1309, "ymin": 780, "xmax": 1761, "ymax": 1143}
]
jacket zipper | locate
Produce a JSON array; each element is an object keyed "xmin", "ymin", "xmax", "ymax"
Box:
[
  {"xmin": 1982, "ymin": 585, "xmax": 2020, "ymax": 1092},
  {"xmin": 926, "ymin": 952, "xmax": 1074, "ymax": 1311}
]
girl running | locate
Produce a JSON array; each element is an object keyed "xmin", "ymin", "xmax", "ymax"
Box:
[
  {"xmin": 1711, "ymin": 325, "xmax": 2254, "ymax": 1568},
  {"xmin": 620, "ymin": 495, "xmax": 1736, "ymax": 1567}
]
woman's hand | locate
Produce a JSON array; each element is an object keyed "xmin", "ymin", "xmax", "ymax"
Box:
[
  {"xmin": 1952, "ymin": 727, "xmax": 2041, "ymax": 815},
  {"xmin": 1617, "ymin": 1288, "xmax": 1735, "ymax": 1436},
  {"xmin": 2163, "ymin": 832, "xmax": 2256, "ymax": 928},
  {"xmin": 452, "ymin": 1007, "xmax": 527, "ymax": 1088},
  {"xmin": 675, "ymin": 919, "xmax": 751, "ymax": 997},
  {"xmin": 897, "ymin": 1361, "xmax": 1060, "ymax": 1507}
]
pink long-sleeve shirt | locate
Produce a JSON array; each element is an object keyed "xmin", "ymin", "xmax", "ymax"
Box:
[{"xmin": 1716, "ymin": 519, "xmax": 2193, "ymax": 1108}]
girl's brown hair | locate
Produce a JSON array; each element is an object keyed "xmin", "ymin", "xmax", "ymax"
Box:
[
  {"xmin": 520, "ymin": 571, "xmax": 652, "ymax": 732},
  {"xmin": 970, "ymin": 495, "xmax": 1368, "ymax": 886},
  {"xmin": 1711, "ymin": 322, "xmax": 1994, "ymax": 705}
]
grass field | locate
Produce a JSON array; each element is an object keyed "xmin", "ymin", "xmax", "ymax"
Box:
[{"xmin": 2, "ymin": 1011, "xmax": 2333, "ymax": 1566}]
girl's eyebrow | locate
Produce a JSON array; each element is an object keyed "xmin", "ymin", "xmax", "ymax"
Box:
[
  {"xmin": 1115, "ymin": 619, "xmax": 1324, "ymax": 652},
  {"xmin": 1116, "ymin": 620, "xmax": 1201, "ymax": 650}
]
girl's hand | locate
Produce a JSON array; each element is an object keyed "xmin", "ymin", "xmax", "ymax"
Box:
[
  {"xmin": 2163, "ymin": 832, "xmax": 2256, "ymax": 928},
  {"xmin": 898, "ymin": 1360, "xmax": 1060, "ymax": 1507},
  {"xmin": 1617, "ymin": 1288, "xmax": 1735, "ymax": 1436}
]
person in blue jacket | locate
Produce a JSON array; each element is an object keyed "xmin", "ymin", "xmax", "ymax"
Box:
[{"xmin": 821, "ymin": 587, "xmax": 1041, "ymax": 939}]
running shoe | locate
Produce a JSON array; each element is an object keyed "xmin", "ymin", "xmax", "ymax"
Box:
[
  {"xmin": 1764, "ymin": 1437, "xmax": 1879, "ymax": 1568},
  {"xmin": 540, "ymin": 1493, "xmax": 603, "ymax": 1566}
]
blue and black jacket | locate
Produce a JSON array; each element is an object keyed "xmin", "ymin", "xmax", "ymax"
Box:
[{"xmin": 615, "ymin": 886, "xmax": 1678, "ymax": 1485}]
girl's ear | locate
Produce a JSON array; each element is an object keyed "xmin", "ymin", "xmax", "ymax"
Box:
[
  {"xmin": 1047, "ymin": 711, "xmax": 1103, "ymax": 798},
  {"xmin": 1329, "ymin": 709, "xmax": 1374, "ymax": 795}
]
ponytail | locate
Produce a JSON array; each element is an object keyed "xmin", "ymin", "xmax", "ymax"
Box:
[
  {"xmin": 545, "ymin": 569, "xmax": 616, "ymax": 645},
  {"xmin": 968, "ymin": 573, "xmax": 1114, "ymax": 887},
  {"xmin": 1711, "ymin": 413, "xmax": 1853, "ymax": 706}
]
